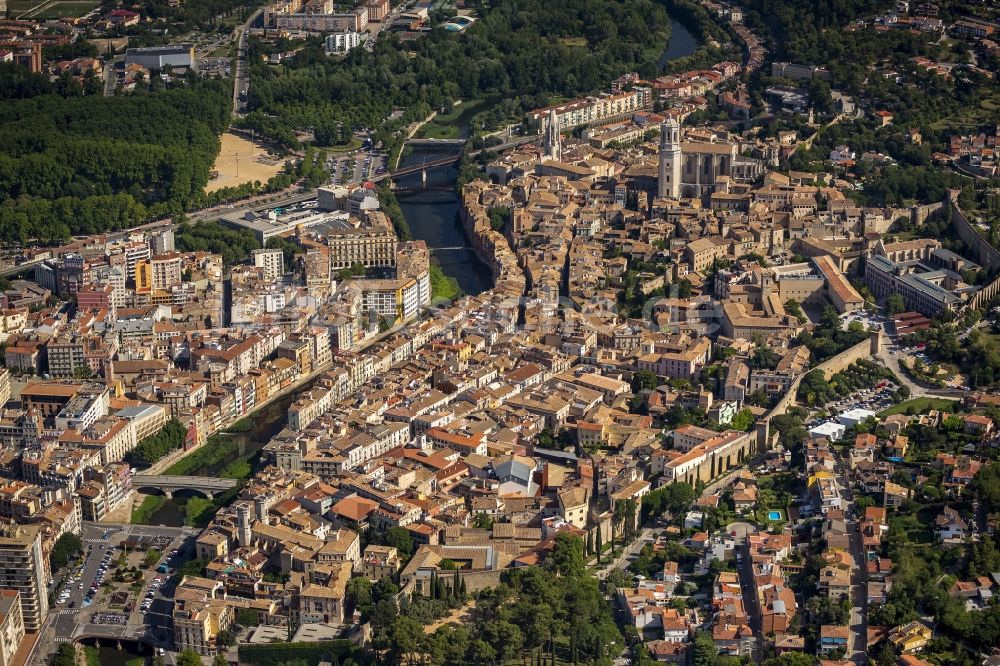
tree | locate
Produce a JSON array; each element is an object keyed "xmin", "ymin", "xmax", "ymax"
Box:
[
  {"xmin": 235, "ymin": 608, "xmax": 260, "ymax": 627},
  {"xmin": 346, "ymin": 576, "xmax": 372, "ymax": 618},
  {"xmin": 631, "ymin": 369, "xmax": 659, "ymax": 393},
  {"xmin": 468, "ymin": 639, "xmax": 496, "ymax": 664},
  {"xmin": 176, "ymin": 651, "xmax": 204, "ymax": 666},
  {"xmin": 212, "ymin": 655, "xmax": 229, "ymax": 666},
  {"xmin": 389, "ymin": 616, "xmax": 423, "ymax": 663},
  {"xmin": 49, "ymin": 532, "xmax": 83, "ymax": 572},
  {"xmin": 51, "ymin": 643, "xmax": 76, "ymax": 666},
  {"xmin": 547, "ymin": 533, "xmax": 585, "ymax": 578},
  {"xmin": 216, "ymin": 629, "xmax": 236, "ymax": 648},
  {"xmin": 762, "ymin": 654, "xmax": 819, "ymax": 666},
  {"xmin": 691, "ymin": 631, "xmax": 719, "ymax": 666},
  {"xmin": 886, "ymin": 293, "xmax": 906, "ymax": 315},
  {"xmin": 605, "ymin": 567, "xmax": 633, "ymax": 589},
  {"xmin": 371, "ymin": 598, "xmax": 399, "ymax": 631},
  {"xmin": 729, "ymin": 408, "xmax": 755, "ymax": 431},
  {"xmin": 641, "ymin": 482, "xmax": 695, "ymax": 521},
  {"xmin": 472, "ymin": 512, "xmax": 493, "ymax": 529},
  {"xmin": 381, "ymin": 527, "xmax": 414, "ymax": 558}
]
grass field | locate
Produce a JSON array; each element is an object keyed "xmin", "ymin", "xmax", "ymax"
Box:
[
  {"xmin": 7, "ymin": 0, "xmax": 38, "ymax": 15},
  {"xmin": 879, "ymin": 396, "xmax": 958, "ymax": 416},
  {"xmin": 929, "ymin": 93, "xmax": 1000, "ymax": 131},
  {"xmin": 414, "ymin": 98, "xmax": 489, "ymax": 140},
  {"xmin": 314, "ymin": 137, "xmax": 362, "ymax": 153},
  {"xmin": 430, "ymin": 263, "xmax": 462, "ymax": 302},
  {"xmin": 130, "ymin": 494, "xmax": 166, "ymax": 524},
  {"xmin": 14, "ymin": 0, "xmax": 99, "ymax": 19}
]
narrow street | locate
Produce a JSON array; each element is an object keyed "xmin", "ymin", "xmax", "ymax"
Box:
[
  {"xmin": 833, "ymin": 452, "xmax": 868, "ymax": 664},
  {"xmin": 729, "ymin": 522, "xmax": 761, "ymax": 663},
  {"xmin": 102, "ymin": 60, "xmax": 116, "ymax": 96}
]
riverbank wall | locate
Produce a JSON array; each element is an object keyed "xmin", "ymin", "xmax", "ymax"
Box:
[{"xmin": 459, "ymin": 180, "xmax": 527, "ymax": 300}]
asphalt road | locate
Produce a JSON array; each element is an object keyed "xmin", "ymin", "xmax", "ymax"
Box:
[{"xmin": 232, "ymin": 9, "xmax": 263, "ymax": 116}]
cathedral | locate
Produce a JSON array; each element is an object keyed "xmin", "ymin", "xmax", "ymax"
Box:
[{"xmin": 656, "ymin": 118, "xmax": 765, "ymax": 199}]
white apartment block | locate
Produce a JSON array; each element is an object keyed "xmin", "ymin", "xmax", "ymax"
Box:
[{"xmin": 252, "ymin": 248, "xmax": 285, "ymax": 282}]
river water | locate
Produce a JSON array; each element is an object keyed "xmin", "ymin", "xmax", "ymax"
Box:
[
  {"xmin": 136, "ymin": 16, "xmax": 699, "ymax": 526},
  {"xmin": 394, "ymin": 149, "xmax": 494, "ymax": 297},
  {"xmin": 658, "ymin": 15, "xmax": 700, "ymax": 70}
]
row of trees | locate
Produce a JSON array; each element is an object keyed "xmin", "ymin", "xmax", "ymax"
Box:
[
  {"xmin": 175, "ymin": 221, "xmax": 261, "ymax": 265},
  {"xmin": 52, "ymin": 643, "xmax": 225, "ymax": 666},
  {"xmin": 126, "ymin": 418, "xmax": 187, "ymax": 467}
]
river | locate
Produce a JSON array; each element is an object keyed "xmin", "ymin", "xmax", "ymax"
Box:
[
  {"xmin": 658, "ymin": 15, "xmax": 700, "ymax": 70},
  {"xmin": 394, "ymin": 148, "xmax": 494, "ymax": 296}
]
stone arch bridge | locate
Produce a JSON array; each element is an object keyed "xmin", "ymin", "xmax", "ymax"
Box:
[{"xmin": 132, "ymin": 475, "xmax": 237, "ymax": 499}]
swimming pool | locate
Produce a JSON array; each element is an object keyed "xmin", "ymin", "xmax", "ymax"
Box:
[{"xmin": 767, "ymin": 510, "xmax": 783, "ymax": 521}]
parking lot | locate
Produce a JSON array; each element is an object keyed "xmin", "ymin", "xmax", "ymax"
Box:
[
  {"xmin": 47, "ymin": 524, "xmax": 198, "ymax": 651},
  {"xmin": 328, "ymin": 148, "xmax": 387, "ymax": 186},
  {"xmin": 841, "ymin": 309, "xmax": 888, "ymax": 331},
  {"xmin": 814, "ymin": 379, "xmax": 898, "ymax": 417},
  {"xmin": 53, "ymin": 526, "xmax": 120, "ymax": 610},
  {"xmin": 198, "ymin": 56, "xmax": 233, "ymax": 78}
]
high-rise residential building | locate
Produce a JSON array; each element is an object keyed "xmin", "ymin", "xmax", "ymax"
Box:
[
  {"xmin": 0, "ymin": 524, "xmax": 49, "ymax": 632},
  {"xmin": 150, "ymin": 253, "xmax": 184, "ymax": 290},
  {"xmin": 0, "ymin": 590, "xmax": 24, "ymax": 666},
  {"xmin": 252, "ymin": 248, "xmax": 285, "ymax": 282},
  {"xmin": 149, "ymin": 228, "xmax": 175, "ymax": 255}
]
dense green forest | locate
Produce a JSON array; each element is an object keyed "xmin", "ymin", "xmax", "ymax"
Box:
[
  {"xmin": 242, "ymin": 0, "xmax": 674, "ymax": 151},
  {"xmin": 740, "ymin": 0, "xmax": 893, "ymax": 62},
  {"xmin": 0, "ymin": 64, "xmax": 231, "ymax": 244}
]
